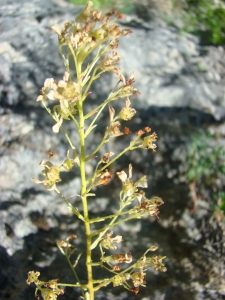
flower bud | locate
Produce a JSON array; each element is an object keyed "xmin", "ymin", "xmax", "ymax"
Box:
[
  {"xmin": 149, "ymin": 245, "xmax": 158, "ymax": 251},
  {"xmin": 111, "ymin": 273, "xmax": 130, "ymax": 287},
  {"xmin": 62, "ymin": 158, "xmax": 75, "ymax": 171}
]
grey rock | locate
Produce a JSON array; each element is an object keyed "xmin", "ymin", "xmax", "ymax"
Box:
[{"xmin": 1, "ymin": 0, "xmax": 225, "ymax": 120}]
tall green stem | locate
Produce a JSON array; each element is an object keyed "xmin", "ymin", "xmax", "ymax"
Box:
[{"xmin": 77, "ymin": 60, "xmax": 94, "ymax": 300}]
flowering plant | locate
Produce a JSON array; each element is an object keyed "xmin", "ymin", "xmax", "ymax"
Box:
[{"xmin": 27, "ymin": 2, "xmax": 166, "ymax": 299}]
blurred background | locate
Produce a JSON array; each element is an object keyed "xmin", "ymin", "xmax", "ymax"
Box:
[{"xmin": 0, "ymin": 0, "xmax": 225, "ymax": 299}]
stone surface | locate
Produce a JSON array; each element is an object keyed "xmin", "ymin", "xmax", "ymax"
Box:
[{"xmin": 1, "ymin": 0, "xmax": 225, "ymax": 119}]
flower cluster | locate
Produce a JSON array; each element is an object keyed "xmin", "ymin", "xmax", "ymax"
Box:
[
  {"xmin": 51, "ymin": 2, "xmax": 130, "ymax": 51},
  {"xmin": 27, "ymin": 271, "xmax": 64, "ymax": 300},
  {"xmin": 36, "ymin": 73, "xmax": 79, "ymax": 132},
  {"xmin": 117, "ymin": 164, "xmax": 148, "ymax": 198},
  {"xmin": 99, "ymin": 230, "xmax": 166, "ymax": 294},
  {"xmin": 100, "ymin": 231, "xmax": 123, "ymax": 250},
  {"xmin": 112, "ymin": 273, "xmax": 131, "ymax": 287},
  {"xmin": 130, "ymin": 269, "xmax": 146, "ymax": 288},
  {"xmin": 109, "ymin": 246, "xmax": 166, "ymax": 294},
  {"xmin": 134, "ymin": 127, "xmax": 158, "ymax": 151},
  {"xmin": 32, "ymin": 160, "xmax": 61, "ymax": 189},
  {"xmin": 135, "ymin": 253, "xmax": 166, "ymax": 273},
  {"xmin": 134, "ymin": 195, "xmax": 164, "ymax": 217},
  {"xmin": 149, "ymin": 255, "xmax": 167, "ymax": 272},
  {"xmin": 32, "ymin": 153, "xmax": 76, "ymax": 190},
  {"xmin": 36, "ymin": 2, "xmax": 139, "ymax": 135}
]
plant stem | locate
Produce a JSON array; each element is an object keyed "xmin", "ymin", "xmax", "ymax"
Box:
[
  {"xmin": 91, "ymin": 213, "xmax": 141, "ymax": 240},
  {"xmin": 65, "ymin": 254, "xmax": 85, "ymax": 299},
  {"xmin": 55, "ymin": 187, "xmax": 84, "ymax": 221},
  {"xmin": 77, "ymin": 59, "xmax": 94, "ymax": 299},
  {"xmin": 85, "ymin": 132, "xmax": 109, "ymax": 161}
]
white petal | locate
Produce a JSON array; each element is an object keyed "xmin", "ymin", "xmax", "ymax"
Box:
[
  {"xmin": 51, "ymin": 24, "xmax": 61, "ymax": 35},
  {"xmin": 52, "ymin": 117, "xmax": 63, "ymax": 133},
  {"xmin": 36, "ymin": 95, "xmax": 44, "ymax": 102},
  {"xmin": 47, "ymin": 90, "xmax": 55, "ymax": 100}
]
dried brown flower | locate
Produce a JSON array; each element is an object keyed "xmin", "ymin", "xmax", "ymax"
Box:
[
  {"xmin": 124, "ymin": 127, "xmax": 131, "ymax": 134},
  {"xmin": 95, "ymin": 169, "xmax": 113, "ymax": 185},
  {"xmin": 101, "ymin": 152, "xmax": 115, "ymax": 163},
  {"xmin": 136, "ymin": 129, "xmax": 144, "ymax": 136},
  {"xmin": 111, "ymin": 253, "xmax": 132, "ymax": 263}
]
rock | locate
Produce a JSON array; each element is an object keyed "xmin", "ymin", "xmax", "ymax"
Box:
[
  {"xmin": 0, "ymin": 0, "xmax": 82, "ymax": 106},
  {"xmin": 1, "ymin": 0, "xmax": 225, "ymax": 119}
]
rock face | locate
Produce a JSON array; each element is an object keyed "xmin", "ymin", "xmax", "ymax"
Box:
[
  {"xmin": 0, "ymin": 0, "xmax": 225, "ymax": 300},
  {"xmin": 119, "ymin": 25, "xmax": 225, "ymax": 120},
  {"xmin": 0, "ymin": 0, "xmax": 82, "ymax": 107},
  {"xmin": 1, "ymin": 0, "xmax": 225, "ymax": 118}
]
